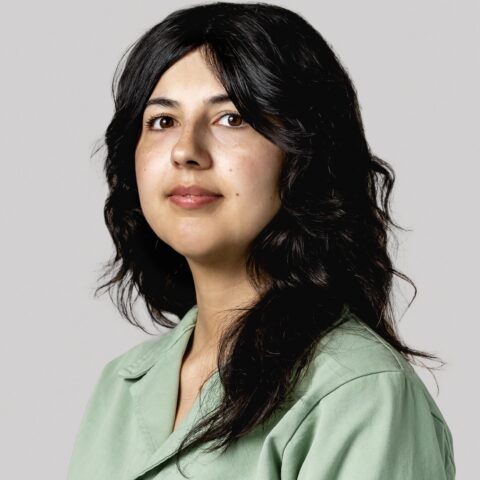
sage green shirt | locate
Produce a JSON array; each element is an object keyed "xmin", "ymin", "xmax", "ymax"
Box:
[{"xmin": 67, "ymin": 305, "xmax": 455, "ymax": 479}]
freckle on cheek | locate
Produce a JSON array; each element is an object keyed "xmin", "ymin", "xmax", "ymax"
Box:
[{"xmin": 236, "ymin": 193, "xmax": 239, "ymax": 196}]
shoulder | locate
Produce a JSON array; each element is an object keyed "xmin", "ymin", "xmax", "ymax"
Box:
[
  {"xmin": 319, "ymin": 306, "xmax": 411, "ymax": 375},
  {"xmin": 281, "ymin": 365, "xmax": 456, "ymax": 479},
  {"xmin": 81, "ymin": 318, "xmax": 187, "ymax": 410},
  {"xmin": 67, "ymin": 325, "xmax": 184, "ymax": 480},
  {"xmin": 299, "ymin": 306, "xmax": 423, "ymax": 401},
  {"xmin": 276, "ymin": 306, "xmax": 456, "ymax": 478},
  {"xmin": 285, "ymin": 305, "xmax": 454, "ymax": 442},
  {"xmin": 277, "ymin": 307, "xmax": 456, "ymax": 478},
  {"xmin": 74, "ymin": 334, "xmax": 167, "ymax": 421}
]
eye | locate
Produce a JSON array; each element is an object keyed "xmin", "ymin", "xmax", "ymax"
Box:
[
  {"xmin": 145, "ymin": 115, "xmax": 175, "ymax": 130},
  {"xmin": 144, "ymin": 111, "xmax": 247, "ymax": 131},
  {"xmin": 217, "ymin": 112, "xmax": 246, "ymax": 128}
]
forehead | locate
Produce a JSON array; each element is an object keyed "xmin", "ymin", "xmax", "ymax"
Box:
[{"xmin": 149, "ymin": 48, "xmax": 226, "ymax": 100}]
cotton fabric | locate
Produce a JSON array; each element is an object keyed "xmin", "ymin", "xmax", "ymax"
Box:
[{"xmin": 67, "ymin": 304, "xmax": 455, "ymax": 479}]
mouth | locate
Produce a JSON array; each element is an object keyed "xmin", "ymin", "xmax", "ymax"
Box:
[
  {"xmin": 168, "ymin": 184, "xmax": 222, "ymax": 197},
  {"xmin": 168, "ymin": 193, "xmax": 223, "ymax": 209}
]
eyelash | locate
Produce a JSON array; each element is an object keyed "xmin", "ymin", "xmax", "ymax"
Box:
[{"xmin": 144, "ymin": 111, "xmax": 246, "ymax": 130}]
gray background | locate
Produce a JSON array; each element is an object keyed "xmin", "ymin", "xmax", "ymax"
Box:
[{"xmin": 1, "ymin": 0, "xmax": 478, "ymax": 477}]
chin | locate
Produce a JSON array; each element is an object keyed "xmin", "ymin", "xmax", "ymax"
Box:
[{"xmin": 169, "ymin": 238, "xmax": 218, "ymax": 258}]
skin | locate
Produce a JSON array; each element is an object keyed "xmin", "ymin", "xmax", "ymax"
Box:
[{"xmin": 135, "ymin": 47, "xmax": 284, "ymax": 371}]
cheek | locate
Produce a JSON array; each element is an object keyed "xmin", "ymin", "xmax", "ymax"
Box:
[
  {"xmin": 231, "ymin": 143, "xmax": 282, "ymax": 202},
  {"xmin": 135, "ymin": 141, "xmax": 148, "ymax": 185},
  {"xmin": 135, "ymin": 143, "xmax": 167, "ymax": 202},
  {"xmin": 228, "ymin": 147, "xmax": 283, "ymax": 228}
]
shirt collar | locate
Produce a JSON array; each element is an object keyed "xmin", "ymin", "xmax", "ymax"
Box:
[
  {"xmin": 117, "ymin": 304, "xmax": 199, "ymax": 379},
  {"xmin": 117, "ymin": 302, "xmax": 351, "ymax": 380}
]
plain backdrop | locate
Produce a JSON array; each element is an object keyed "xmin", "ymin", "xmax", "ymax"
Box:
[{"xmin": 1, "ymin": 0, "xmax": 478, "ymax": 478}]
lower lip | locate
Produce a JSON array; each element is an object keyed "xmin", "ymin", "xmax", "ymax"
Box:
[{"xmin": 168, "ymin": 194, "xmax": 223, "ymax": 208}]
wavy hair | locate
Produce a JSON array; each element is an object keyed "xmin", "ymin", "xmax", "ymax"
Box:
[{"xmin": 93, "ymin": 2, "xmax": 444, "ymax": 477}]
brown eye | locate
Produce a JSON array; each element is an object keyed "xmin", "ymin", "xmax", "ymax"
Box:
[
  {"xmin": 146, "ymin": 115, "xmax": 175, "ymax": 129},
  {"xmin": 218, "ymin": 112, "xmax": 245, "ymax": 128}
]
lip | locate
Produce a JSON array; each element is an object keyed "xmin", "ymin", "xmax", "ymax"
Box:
[
  {"xmin": 167, "ymin": 184, "xmax": 223, "ymax": 209},
  {"xmin": 168, "ymin": 184, "xmax": 222, "ymax": 196},
  {"xmin": 169, "ymin": 194, "xmax": 223, "ymax": 209}
]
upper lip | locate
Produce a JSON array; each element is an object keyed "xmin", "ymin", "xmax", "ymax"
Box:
[{"xmin": 168, "ymin": 184, "xmax": 222, "ymax": 196}]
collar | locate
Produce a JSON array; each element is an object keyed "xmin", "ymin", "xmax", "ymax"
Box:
[
  {"xmin": 115, "ymin": 301, "xmax": 351, "ymax": 479},
  {"xmin": 116, "ymin": 304, "xmax": 199, "ymax": 379},
  {"xmin": 116, "ymin": 302, "xmax": 351, "ymax": 379}
]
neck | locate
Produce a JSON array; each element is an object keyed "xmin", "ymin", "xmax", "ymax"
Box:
[{"xmin": 185, "ymin": 258, "xmax": 265, "ymax": 363}]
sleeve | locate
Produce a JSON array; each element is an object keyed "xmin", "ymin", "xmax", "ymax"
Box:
[{"xmin": 280, "ymin": 371, "xmax": 455, "ymax": 480}]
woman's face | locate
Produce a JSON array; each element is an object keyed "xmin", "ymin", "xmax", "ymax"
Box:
[{"xmin": 135, "ymin": 48, "xmax": 284, "ymax": 265}]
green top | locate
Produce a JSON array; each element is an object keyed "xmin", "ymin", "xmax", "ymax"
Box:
[{"xmin": 67, "ymin": 304, "xmax": 456, "ymax": 479}]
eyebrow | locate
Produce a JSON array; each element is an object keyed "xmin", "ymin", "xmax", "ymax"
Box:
[{"xmin": 145, "ymin": 93, "xmax": 232, "ymax": 109}]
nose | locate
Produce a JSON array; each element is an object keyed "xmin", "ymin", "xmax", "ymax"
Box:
[{"xmin": 170, "ymin": 124, "xmax": 212, "ymax": 169}]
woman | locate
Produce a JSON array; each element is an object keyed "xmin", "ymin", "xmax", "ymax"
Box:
[{"xmin": 67, "ymin": 2, "xmax": 455, "ymax": 479}]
